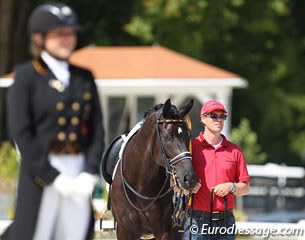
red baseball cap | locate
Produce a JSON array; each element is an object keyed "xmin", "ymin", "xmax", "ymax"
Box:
[{"xmin": 200, "ymin": 100, "xmax": 227, "ymax": 117}]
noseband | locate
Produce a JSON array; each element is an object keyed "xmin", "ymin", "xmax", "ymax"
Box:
[{"xmin": 120, "ymin": 108, "xmax": 192, "ymax": 211}]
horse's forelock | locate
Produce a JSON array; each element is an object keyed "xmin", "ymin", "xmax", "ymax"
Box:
[
  {"xmin": 143, "ymin": 103, "xmax": 182, "ymax": 119},
  {"xmin": 168, "ymin": 105, "xmax": 180, "ymax": 119},
  {"xmin": 143, "ymin": 103, "xmax": 164, "ymax": 118}
]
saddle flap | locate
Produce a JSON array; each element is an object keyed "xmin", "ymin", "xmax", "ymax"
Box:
[{"xmin": 101, "ymin": 135, "xmax": 125, "ymax": 184}]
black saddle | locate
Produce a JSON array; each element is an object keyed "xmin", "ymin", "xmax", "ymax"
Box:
[{"xmin": 101, "ymin": 135, "xmax": 125, "ymax": 185}]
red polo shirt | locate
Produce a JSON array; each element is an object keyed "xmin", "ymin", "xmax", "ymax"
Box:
[{"xmin": 191, "ymin": 132, "xmax": 250, "ymax": 212}]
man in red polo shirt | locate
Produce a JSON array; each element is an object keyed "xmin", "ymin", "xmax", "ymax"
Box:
[{"xmin": 183, "ymin": 100, "xmax": 250, "ymax": 240}]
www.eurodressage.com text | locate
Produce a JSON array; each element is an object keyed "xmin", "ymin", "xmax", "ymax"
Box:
[{"xmin": 189, "ymin": 224, "xmax": 304, "ymax": 239}]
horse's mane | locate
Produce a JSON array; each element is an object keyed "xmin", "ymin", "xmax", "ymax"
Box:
[{"xmin": 143, "ymin": 103, "xmax": 179, "ymax": 119}]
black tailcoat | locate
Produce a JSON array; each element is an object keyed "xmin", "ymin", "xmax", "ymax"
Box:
[{"xmin": 2, "ymin": 57, "xmax": 105, "ymax": 240}]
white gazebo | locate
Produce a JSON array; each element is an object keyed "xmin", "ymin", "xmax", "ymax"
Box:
[{"xmin": 0, "ymin": 45, "xmax": 247, "ymax": 143}]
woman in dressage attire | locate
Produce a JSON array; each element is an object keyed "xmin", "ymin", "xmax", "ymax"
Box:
[{"xmin": 2, "ymin": 3, "xmax": 105, "ymax": 240}]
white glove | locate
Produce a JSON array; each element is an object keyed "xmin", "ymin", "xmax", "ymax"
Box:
[
  {"xmin": 72, "ymin": 172, "xmax": 99, "ymax": 197},
  {"xmin": 53, "ymin": 174, "xmax": 74, "ymax": 196}
]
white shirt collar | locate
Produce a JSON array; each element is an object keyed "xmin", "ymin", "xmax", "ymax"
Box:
[
  {"xmin": 41, "ymin": 51, "xmax": 70, "ymax": 87},
  {"xmin": 212, "ymin": 136, "xmax": 223, "ymax": 149}
]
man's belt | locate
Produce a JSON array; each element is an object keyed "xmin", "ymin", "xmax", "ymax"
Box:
[{"xmin": 188, "ymin": 209, "xmax": 233, "ymax": 221}]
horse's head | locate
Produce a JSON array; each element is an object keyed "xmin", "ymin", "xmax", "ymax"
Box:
[{"xmin": 154, "ymin": 99, "xmax": 197, "ymax": 190}]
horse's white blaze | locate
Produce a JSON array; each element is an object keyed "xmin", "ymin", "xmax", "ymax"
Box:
[{"xmin": 178, "ymin": 127, "xmax": 183, "ymax": 135}]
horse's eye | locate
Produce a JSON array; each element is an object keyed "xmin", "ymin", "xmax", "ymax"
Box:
[{"xmin": 163, "ymin": 135, "xmax": 171, "ymax": 141}]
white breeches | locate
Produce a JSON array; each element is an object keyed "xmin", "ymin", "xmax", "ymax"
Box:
[{"xmin": 33, "ymin": 154, "xmax": 91, "ymax": 240}]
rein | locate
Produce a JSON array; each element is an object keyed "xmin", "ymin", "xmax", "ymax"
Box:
[
  {"xmin": 209, "ymin": 190, "xmax": 228, "ymax": 240},
  {"xmin": 120, "ymin": 108, "xmax": 192, "ymax": 212}
]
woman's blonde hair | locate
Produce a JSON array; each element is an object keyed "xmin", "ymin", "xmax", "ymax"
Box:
[{"xmin": 30, "ymin": 33, "xmax": 44, "ymax": 57}]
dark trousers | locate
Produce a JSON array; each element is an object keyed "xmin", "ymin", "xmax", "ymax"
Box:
[{"xmin": 183, "ymin": 211, "xmax": 236, "ymax": 240}]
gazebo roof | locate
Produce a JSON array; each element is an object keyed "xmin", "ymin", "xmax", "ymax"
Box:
[
  {"xmin": 0, "ymin": 45, "xmax": 247, "ymax": 91},
  {"xmin": 70, "ymin": 45, "xmax": 239, "ymax": 79}
]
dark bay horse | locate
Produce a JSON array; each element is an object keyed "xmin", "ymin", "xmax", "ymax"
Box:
[{"xmin": 110, "ymin": 99, "xmax": 197, "ymax": 240}]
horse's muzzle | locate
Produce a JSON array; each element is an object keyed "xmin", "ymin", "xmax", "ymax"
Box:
[{"xmin": 178, "ymin": 171, "xmax": 197, "ymax": 190}]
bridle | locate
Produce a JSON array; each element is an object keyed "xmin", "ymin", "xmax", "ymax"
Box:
[
  {"xmin": 156, "ymin": 110, "xmax": 192, "ymax": 187},
  {"xmin": 120, "ymin": 108, "xmax": 192, "ymax": 211}
]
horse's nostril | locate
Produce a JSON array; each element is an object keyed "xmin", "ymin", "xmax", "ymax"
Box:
[{"xmin": 184, "ymin": 174, "xmax": 189, "ymax": 184}]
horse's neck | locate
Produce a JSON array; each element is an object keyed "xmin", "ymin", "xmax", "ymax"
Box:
[{"xmin": 124, "ymin": 118, "xmax": 163, "ymax": 183}]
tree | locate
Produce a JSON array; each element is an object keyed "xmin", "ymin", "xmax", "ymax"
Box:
[
  {"xmin": 1, "ymin": 0, "xmax": 305, "ymax": 165},
  {"xmin": 230, "ymin": 118, "xmax": 267, "ymax": 165},
  {"xmin": 123, "ymin": 0, "xmax": 305, "ymax": 165},
  {"xmin": 0, "ymin": 0, "xmax": 32, "ymax": 75},
  {"xmin": 0, "ymin": 141, "xmax": 18, "ymax": 182}
]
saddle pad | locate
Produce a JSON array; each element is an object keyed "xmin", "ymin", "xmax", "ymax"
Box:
[
  {"xmin": 112, "ymin": 121, "xmax": 143, "ymax": 180},
  {"xmin": 101, "ymin": 121, "xmax": 143, "ymax": 185}
]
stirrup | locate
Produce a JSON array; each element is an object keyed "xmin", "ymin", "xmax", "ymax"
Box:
[{"xmin": 100, "ymin": 209, "xmax": 116, "ymax": 231}]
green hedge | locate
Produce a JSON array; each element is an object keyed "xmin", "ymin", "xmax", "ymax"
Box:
[{"xmin": 0, "ymin": 141, "xmax": 18, "ymax": 194}]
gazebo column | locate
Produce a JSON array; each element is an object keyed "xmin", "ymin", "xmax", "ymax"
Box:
[
  {"xmin": 127, "ymin": 95, "xmax": 138, "ymax": 130},
  {"xmin": 100, "ymin": 93, "xmax": 109, "ymax": 145},
  {"xmin": 215, "ymin": 89, "xmax": 232, "ymax": 136}
]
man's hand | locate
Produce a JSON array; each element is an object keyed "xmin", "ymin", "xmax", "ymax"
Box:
[
  {"xmin": 171, "ymin": 181, "xmax": 201, "ymax": 195},
  {"xmin": 190, "ymin": 181, "xmax": 201, "ymax": 194},
  {"xmin": 212, "ymin": 182, "xmax": 233, "ymax": 197}
]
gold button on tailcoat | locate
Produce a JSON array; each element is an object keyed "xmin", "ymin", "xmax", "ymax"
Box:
[
  {"xmin": 68, "ymin": 132, "xmax": 77, "ymax": 141},
  {"xmin": 72, "ymin": 102, "xmax": 80, "ymax": 111},
  {"xmin": 71, "ymin": 116, "xmax": 80, "ymax": 125},
  {"xmin": 57, "ymin": 132, "xmax": 66, "ymax": 141},
  {"xmin": 57, "ymin": 117, "xmax": 67, "ymax": 125},
  {"xmin": 56, "ymin": 102, "xmax": 65, "ymax": 111}
]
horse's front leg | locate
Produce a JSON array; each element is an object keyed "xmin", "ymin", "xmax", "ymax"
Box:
[
  {"xmin": 153, "ymin": 232, "xmax": 173, "ymax": 240},
  {"xmin": 116, "ymin": 223, "xmax": 139, "ymax": 240},
  {"xmin": 154, "ymin": 225, "xmax": 178, "ymax": 240}
]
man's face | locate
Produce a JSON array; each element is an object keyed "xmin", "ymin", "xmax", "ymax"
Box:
[{"xmin": 201, "ymin": 110, "xmax": 227, "ymax": 133}]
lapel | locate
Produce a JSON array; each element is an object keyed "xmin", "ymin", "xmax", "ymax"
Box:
[
  {"xmin": 68, "ymin": 65, "xmax": 81, "ymax": 92},
  {"xmin": 32, "ymin": 57, "xmax": 70, "ymax": 93}
]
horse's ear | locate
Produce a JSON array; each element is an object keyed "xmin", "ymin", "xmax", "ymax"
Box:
[
  {"xmin": 162, "ymin": 99, "xmax": 172, "ymax": 118},
  {"xmin": 179, "ymin": 99, "xmax": 194, "ymax": 116}
]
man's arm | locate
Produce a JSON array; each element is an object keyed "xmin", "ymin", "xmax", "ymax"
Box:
[{"xmin": 235, "ymin": 181, "xmax": 250, "ymax": 196}]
